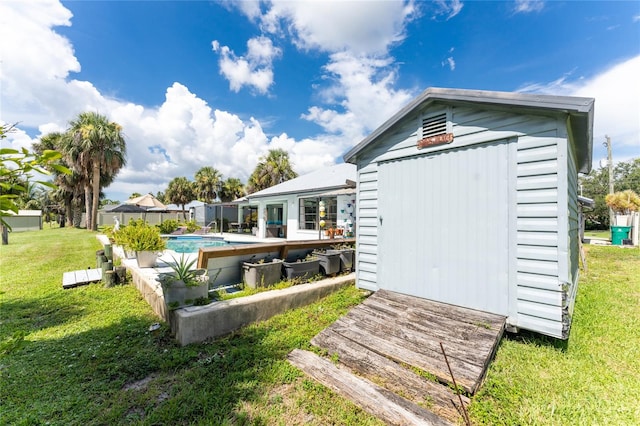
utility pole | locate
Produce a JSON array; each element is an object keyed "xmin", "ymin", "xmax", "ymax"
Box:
[{"xmin": 604, "ymin": 135, "xmax": 614, "ymax": 226}]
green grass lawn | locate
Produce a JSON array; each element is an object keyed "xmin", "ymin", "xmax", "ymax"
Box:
[
  {"xmin": 1, "ymin": 228, "xmax": 638, "ymax": 425},
  {"xmin": 583, "ymin": 229, "xmax": 611, "ymax": 240},
  {"xmin": 470, "ymin": 244, "xmax": 640, "ymax": 425}
]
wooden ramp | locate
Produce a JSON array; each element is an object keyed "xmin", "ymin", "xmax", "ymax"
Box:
[
  {"xmin": 62, "ymin": 269, "xmax": 102, "ymax": 289},
  {"xmin": 288, "ymin": 289, "xmax": 505, "ymax": 425}
]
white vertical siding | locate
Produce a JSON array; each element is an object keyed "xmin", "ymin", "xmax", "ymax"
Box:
[
  {"xmin": 352, "ymin": 103, "xmax": 577, "ymax": 339},
  {"xmin": 566, "ymin": 136, "xmax": 580, "ymax": 330},
  {"xmin": 376, "ymin": 140, "xmax": 512, "ymax": 316},
  {"xmin": 356, "ymin": 164, "xmax": 379, "ymax": 290},
  {"xmin": 515, "ymin": 129, "xmax": 569, "ymax": 339}
]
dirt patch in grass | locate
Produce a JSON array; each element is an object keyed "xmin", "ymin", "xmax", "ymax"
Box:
[
  {"xmin": 122, "ymin": 373, "xmax": 158, "ymax": 392},
  {"xmin": 235, "ymin": 381, "xmax": 313, "ymax": 425}
]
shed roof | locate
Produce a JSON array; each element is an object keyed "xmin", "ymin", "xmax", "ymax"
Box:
[
  {"xmin": 246, "ymin": 163, "xmax": 356, "ymax": 200},
  {"xmin": 343, "ymin": 87, "xmax": 595, "ymax": 173}
]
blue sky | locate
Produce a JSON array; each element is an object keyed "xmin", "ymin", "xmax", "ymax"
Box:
[{"xmin": 1, "ymin": 0, "xmax": 639, "ymax": 201}]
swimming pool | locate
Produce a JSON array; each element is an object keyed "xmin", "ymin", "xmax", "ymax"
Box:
[{"xmin": 165, "ymin": 236, "xmax": 230, "ymax": 253}]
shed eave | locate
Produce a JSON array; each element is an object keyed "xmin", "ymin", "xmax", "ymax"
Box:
[{"xmin": 343, "ymin": 87, "xmax": 594, "ymax": 171}]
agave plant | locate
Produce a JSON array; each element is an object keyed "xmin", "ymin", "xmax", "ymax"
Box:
[{"xmin": 159, "ymin": 254, "xmax": 207, "ymax": 288}]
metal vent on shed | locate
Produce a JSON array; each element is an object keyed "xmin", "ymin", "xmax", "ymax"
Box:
[{"xmin": 421, "ymin": 113, "xmax": 447, "ymax": 139}]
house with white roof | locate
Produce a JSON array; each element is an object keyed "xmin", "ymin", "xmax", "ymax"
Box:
[{"xmin": 239, "ymin": 163, "xmax": 357, "ymax": 240}]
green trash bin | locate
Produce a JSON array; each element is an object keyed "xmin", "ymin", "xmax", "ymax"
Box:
[{"xmin": 611, "ymin": 226, "xmax": 632, "ymax": 245}]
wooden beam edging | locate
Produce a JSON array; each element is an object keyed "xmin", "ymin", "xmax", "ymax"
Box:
[{"xmin": 197, "ymin": 238, "xmax": 355, "ymax": 269}]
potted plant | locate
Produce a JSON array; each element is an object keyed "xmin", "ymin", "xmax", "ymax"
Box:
[
  {"xmin": 241, "ymin": 256, "xmax": 284, "ymax": 289},
  {"xmin": 112, "ymin": 223, "xmax": 135, "ymax": 258},
  {"xmin": 332, "ymin": 243, "xmax": 355, "ymax": 273},
  {"xmin": 124, "ymin": 222, "xmax": 166, "ymax": 268},
  {"xmin": 606, "ymin": 190, "xmax": 640, "ymax": 226},
  {"xmin": 312, "ymin": 248, "xmax": 341, "ymax": 276},
  {"xmin": 157, "ymin": 254, "xmax": 209, "ymax": 309},
  {"xmin": 605, "ymin": 190, "xmax": 640, "ymax": 245},
  {"xmin": 282, "ymin": 253, "xmax": 320, "ymax": 281}
]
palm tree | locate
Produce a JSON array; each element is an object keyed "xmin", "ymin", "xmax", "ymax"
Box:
[
  {"xmin": 246, "ymin": 149, "xmax": 297, "ymax": 194},
  {"xmin": 165, "ymin": 177, "xmax": 196, "ymax": 220},
  {"xmin": 194, "ymin": 166, "xmax": 222, "ymax": 203},
  {"xmin": 33, "ymin": 132, "xmax": 81, "ymax": 227},
  {"xmin": 221, "ymin": 177, "xmax": 245, "ymax": 202},
  {"xmin": 64, "ymin": 112, "xmax": 126, "ymax": 231}
]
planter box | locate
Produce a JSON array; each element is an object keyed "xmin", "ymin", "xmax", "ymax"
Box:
[
  {"xmin": 336, "ymin": 248, "xmax": 354, "ymax": 272},
  {"xmin": 160, "ymin": 269, "xmax": 209, "ymax": 309},
  {"xmin": 163, "ymin": 282, "xmax": 186, "ymax": 308},
  {"xmin": 162, "ymin": 281, "xmax": 208, "ymax": 309},
  {"xmin": 282, "ymin": 259, "xmax": 320, "ymax": 281},
  {"xmin": 242, "ymin": 259, "xmax": 284, "ymax": 289},
  {"xmin": 313, "ymin": 250, "xmax": 341, "ymax": 276},
  {"xmin": 183, "ymin": 283, "xmax": 209, "ymax": 304},
  {"xmin": 136, "ymin": 250, "xmax": 159, "ymax": 268}
]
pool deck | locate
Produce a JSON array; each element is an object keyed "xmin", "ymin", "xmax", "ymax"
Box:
[
  {"xmin": 159, "ymin": 232, "xmax": 284, "ymax": 264},
  {"xmin": 98, "ymin": 233, "xmax": 355, "ymax": 345},
  {"xmin": 163, "ymin": 231, "xmax": 283, "ymax": 244}
]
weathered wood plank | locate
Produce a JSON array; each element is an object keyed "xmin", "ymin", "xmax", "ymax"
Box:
[
  {"xmin": 365, "ymin": 291, "xmax": 502, "ymax": 335},
  {"xmin": 374, "ymin": 290, "xmax": 505, "ymax": 330},
  {"xmin": 330, "ymin": 316, "xmax": 481, "ymax": 394},
  {"xmin": 344, "ymin": 306, "xmax": 494, "ymax": 369},
  {"xmin": 311, "ymin": 329, "xmax": 467, "ymax": 422},
  {"xmin": 360, "ymin": 299, "xmax": 500, "ymax": 353},
  {"xmin": 288, "ymin": 349, "xmax": 451, "ymax": 426},
  {"xmin": 365, "ymin": 290, "xmax": 504, "ymax": 394}
]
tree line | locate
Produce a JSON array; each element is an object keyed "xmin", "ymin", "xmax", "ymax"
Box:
[
  {"xmin": 158, "ymin": 149, "xmax": 298, "ymax": 213},
  {"xmin": 579, "ymin": 158, "xmax": 640, "ymax": 228},
  {"xmin": 2, "ymin": 113, "xmax": 298, "ymax": 230}
]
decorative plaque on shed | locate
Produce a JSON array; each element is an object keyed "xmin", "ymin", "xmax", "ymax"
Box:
[{"xmin": 417, "ymin": 133, "xmax": 454, "ymax": 149}]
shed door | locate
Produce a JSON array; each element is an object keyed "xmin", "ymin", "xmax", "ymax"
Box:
[{"xmin": 377, "ymin": 141, "xmax": 512, "ymax": 315}]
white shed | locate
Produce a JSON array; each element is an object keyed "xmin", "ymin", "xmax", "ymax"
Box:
[{"xmin": 344, "ymin": 88, "xmax": 594, "ymax": 339}]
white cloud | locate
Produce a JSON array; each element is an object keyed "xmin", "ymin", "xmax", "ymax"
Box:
[
  {"xmin": 0, "ymin": 125, "xmax": 40, "ymax": 153},
  {"xmin": 226, "ymin": 1, "xmax": 419, "ymax": 153},
  {"xmin": 513, "ymin": 0, "xmax": 544, "ymax": 14},
  {"xmin": 240, "ymin": 0, "xmax": 417, "ymax": 55},
  {"xmin": 0, "ymin": 1, "xmax": 338, "ymax": 201},
  {"xmin": 518, "ymin": 56, "xmax": 640, "ymax": 164},
  {"xmin": 212, "ymin": 36, "xmax": 281, "ymax": 94},
  {"xmin": 301, "ymin": 53, "xmax": 414, "ymax": 146},
  {"xmin": 432, "ymin": 0, "xmax": 464, "ymax": 20},
  {"xmin": 633, "ymin": 15, "xmax": 640, "ymax": 23},
  {"xmin": 442, "ymin": 57, "xmax": 456, "ymax": 71}
]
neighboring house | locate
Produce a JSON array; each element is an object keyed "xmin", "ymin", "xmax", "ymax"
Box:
[
  {"xmin": 240, "ymin": 163, "xmax": 357, "ymax": 240},
  {"xmin": 100, "ymin": 200, "xmax": 238, "ymax": 229},
  {"xmin": 2, "ymin": 210, "xmax": 42, "ymax": 232},
  {"xmin": 344, "ymin": 87, "xmax": 594, "ymax": 340}
]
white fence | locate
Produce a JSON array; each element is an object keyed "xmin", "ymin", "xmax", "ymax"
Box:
[{"xmin": 98, "ymin": 212, "xmax": 187, "ymax": 227}]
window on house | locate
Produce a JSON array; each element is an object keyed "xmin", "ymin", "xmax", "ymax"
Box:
[{"xmin": 299, "ymin": 197, "xmax": 337, "ymax": 230}]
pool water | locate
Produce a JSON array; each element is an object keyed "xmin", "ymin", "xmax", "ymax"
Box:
[{"xmin": 165, "ymin": 236, "xmax": 229, "ymax": 253}]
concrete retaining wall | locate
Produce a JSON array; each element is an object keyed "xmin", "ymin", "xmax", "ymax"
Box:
[
  {"xmin": 130, "ymin": 267, "xmax": 169, "ymax": 321},
  {"xmin": 99, "ymin": 234, "xmax": 355, "ymax": 345},
  {"xmin": 172, "ymin": 275, "xmax": 354, "ymax": 346}
]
